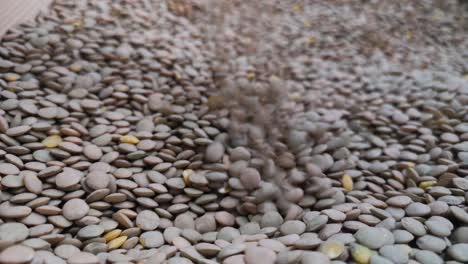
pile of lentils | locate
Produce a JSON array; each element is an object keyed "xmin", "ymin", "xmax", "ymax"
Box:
[{"xmin": 2, "ymin": 0, "xmax": 468, "ymax": 263}]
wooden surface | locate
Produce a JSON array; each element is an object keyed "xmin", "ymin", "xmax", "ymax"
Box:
[{"xmin": 0, "ymin": 0, "xmax": 52, "ymax": 39}]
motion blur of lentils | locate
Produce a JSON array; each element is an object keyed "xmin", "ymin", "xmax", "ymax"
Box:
[{"xmin": 1, "ymin": 0, "xmax": 468, "ymax": 263}]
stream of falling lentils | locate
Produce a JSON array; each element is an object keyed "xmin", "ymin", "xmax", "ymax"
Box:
[{"xmin": 2, "ymin": 0, "xmax": 468, "ymax": 263}]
